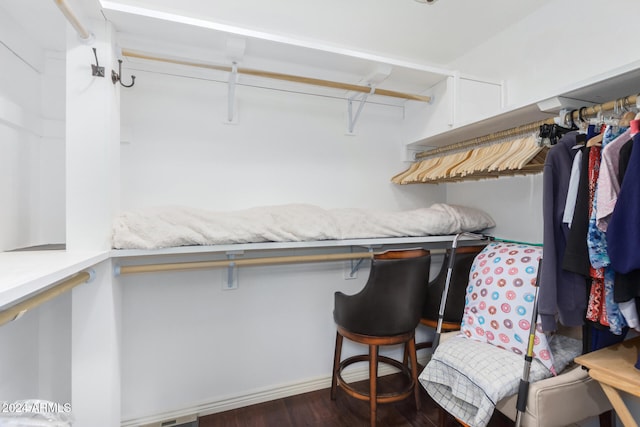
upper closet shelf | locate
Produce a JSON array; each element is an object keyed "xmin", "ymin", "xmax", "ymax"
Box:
[
  {"xmin": 409, "ymin": 61, "xmax": 640, "ymax": 152},
  {"xmin": 100, "ymin": 1, "xmax": 452, "ymax": 107},
  {"xmin": 396, "ymin": 62, "xmax": 640, "ymax": 184}
]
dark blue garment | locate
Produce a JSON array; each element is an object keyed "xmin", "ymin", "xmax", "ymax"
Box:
[
  {"xmin": 607, "ymin": 134, "xmax": 640, "ymax": 274},
  {"xmin": 589, "ymin": 325, "xmax": 627, "ymax": 351},
  {"xmin": 540, "ymin": 132, "xmax": 589, "ymax": 331}
]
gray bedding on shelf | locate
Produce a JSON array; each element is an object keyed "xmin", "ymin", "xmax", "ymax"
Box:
[{"xmin": 112, "ymin": 203, "xmax": 495, "ymax": 250}]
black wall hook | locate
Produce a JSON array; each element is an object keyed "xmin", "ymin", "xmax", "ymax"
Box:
[
  {"xmin": 111, "ymin": 59, "xmax": 135, "ymax": 88},
  {"xmin": 91, "ymin": 48, "xmax": 105, "ymax": 77}
]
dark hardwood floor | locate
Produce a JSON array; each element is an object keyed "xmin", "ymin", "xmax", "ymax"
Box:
[{"xmin": 198, "ymin": 373, "xmax": 514, "ymax": 427}]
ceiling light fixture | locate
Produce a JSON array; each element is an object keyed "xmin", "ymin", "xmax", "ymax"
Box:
[{"xmin": 414, "ymin": 0, "xmax": 438, "ymax": 3}]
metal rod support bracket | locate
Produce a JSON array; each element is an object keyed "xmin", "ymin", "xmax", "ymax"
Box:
[
  {"xmin": 348, "ymin": 246, "xmax": 374, "ymax": 277},
  {"xmin": 225, "ymin": 253, "xmax": 238, "ymax": 289},
  {"xmin": 347, "ymin": 85, "xmax": 376, "ymax": 134},
  {"xmin": 226, "ymin": 62, "xmax": 238, "ymax": 124}
]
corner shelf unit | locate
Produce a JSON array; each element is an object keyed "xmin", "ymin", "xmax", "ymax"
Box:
[{"xmin": 398, "ymin": 61, "xmax": 640, "ymax": 184}]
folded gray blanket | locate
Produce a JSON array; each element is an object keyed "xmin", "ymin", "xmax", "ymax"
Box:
[{"xmin": 112, "ymin": 203, "xmax": 495, "ymax": 249}]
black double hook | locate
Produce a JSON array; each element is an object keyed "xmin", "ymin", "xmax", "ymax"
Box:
[{"xmin": 111, "ymin": 59, "xmax": 135, "ymax": 88}]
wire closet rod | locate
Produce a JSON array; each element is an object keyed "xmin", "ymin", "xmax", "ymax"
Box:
[
  {"xmin": 0, "ymin": 271, "xmax": 92, "ymax": 327},
  {"xmin": 53, "ymin": 0, "xmax": 93, "ymax": 42},
  {"xmin": 117, "ymin": 251, "xmax": 374, "ymax": 275},
  {"xmin": 121, "ymin": 49, "xmax": 432, "ymax": 103},
  {"xmin": 415, "ymin": 93, "xmax": 639, "ymax": 159}
]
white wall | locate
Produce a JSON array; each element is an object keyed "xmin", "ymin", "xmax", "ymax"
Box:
[
  {"xmin": 449, "ymin": 0, "xmax": 640, "ymax": 108},
  {"xmin": 0, "ymin": 8, "xmax": 71, "ymax": 416},
  {"xmin": 0, "ymin": 293, "xmax": 72, "ymax": 405},
  {"xmin": 120, "ymin": 259, "xmax": 362, "ymax": 419},
  {"xmin": 446, "ymin": 175, "xmax": 543, "ymax": 244},
  {"xmin": 118, "ymin": 66, "xmax": 445, "ymax": 421},
  {"xmin": 0, "ymin": 10, "xmax": 66, "ymax": 252},
  {"xmin": 35, "ymin": 53, "xmax": 67, "ymax": 246},
  {"xmin": 120, "ymin": 69, "xmax": 443, "ymax": 212},
  {"xmin": 0, "ymin": 309, "xmax": 40, "ymax": 400},
  {"xmin": 0, "ymin": 13, "xmax": 42, "ymax": 252}
]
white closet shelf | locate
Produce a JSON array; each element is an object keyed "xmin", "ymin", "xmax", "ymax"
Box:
[
  {"xmin": 0, "ymin": 250, "xmax": 109, "ymax": 309},
  {"xmin": 408, "ymin": 103, "xmax": 555, "ymax": 151},
  {"xmin": 102, "ymin": 2, "xmax": 452, "ymax": 106},
  {"xmin": 111, "ymin": 234, "xmax": 484, "ymax": 258},
  {"xmin": 111, "ymin": 235, "xmax": 490, "ymax": 278},
  {"xmin": 408, "ymin": 60, "xmax": 640, "ymax": 151},
  {"xmin": 0, "ymin": 235, "xmax": 487, "ymax": 310}
]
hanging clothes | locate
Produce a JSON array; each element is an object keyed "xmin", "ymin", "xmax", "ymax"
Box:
[
  {"xmin": 585, "ymin": 142, "xmax": 608, "ymax": 327},
  {"xmin": 563, "ymin": 143, "xmax": 592, "ymax": 278},
  {"xmin": 608, "ymin": 125, "xmax": 640, "ymax": 316},
  {"xmin": 607, "ymin": 133, "xmax": 640, "ymax": 274},
  {"xmin": 587, "ymin": 126, "xmax": 628, "ymax": 335},
  {"xmin": 539, "ymin": 131, "xmax": 588, "ymax": 332},
  {"xmin": 595, "ymin": 128, "xmax": 631, "ymax": 231},
  {"xmin": 562, "ymin": 149, "xmax": 583, "ymax": 228}
]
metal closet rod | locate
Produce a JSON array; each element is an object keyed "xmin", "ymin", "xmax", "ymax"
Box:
[
  {"xmin": 121, "ymin": 49, "xmax": 432, "ymax": 103},
  {"xmin": 0, "ymin": 271, "xmax": 92, "ymax": 328},
  {"xmin": 415, "ymin": 93, "xmax": 639, "ymax": 160},
  {"xmin": 117, "ymin": 251, "xmax": 374, "ymax": 275}
]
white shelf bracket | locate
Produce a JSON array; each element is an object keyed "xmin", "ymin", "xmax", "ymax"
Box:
[
  {"xmin": 226, "ymin": 62, "xmax": 239, "ymax": 124},
  {"xmin": 347, "ymin": 85, "xmax": 376, "ymax": 135}
]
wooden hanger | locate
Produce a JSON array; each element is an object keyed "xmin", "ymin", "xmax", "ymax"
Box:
[
  {"xmin": 391, "ymin": 162, "xmax": 420, "ymax": 184},
  {"xmin": 490, "ymin": 138, "xmax": 523, "ymax": 171},
  {"xmin": 401, "ymin": 159, "xmax": 435, "ymax": 184},
  {"xmin": 437, "ymin": 151, "xmax": 473, "ymax": 180},
  {"xmin": 512, "ymin": 135, "xmax": 544, "ymax": 169},
  {"xmin": 619, "ymin": 111, "xmax": 636, "ymax": 127},
  {"xmin": 449, "ymin": 148, "xmax": 481, "ymax": 177},
  {"xmin": 409, "ymin": 157, "xmax": 442, "ymax": 183},
  {"xmin": 502, "ymin": 137, "xmax": 532, "ymax": 170},
  {"xmin": 586, "ymin": 133, "xmax": 603, "ymax": 147}
]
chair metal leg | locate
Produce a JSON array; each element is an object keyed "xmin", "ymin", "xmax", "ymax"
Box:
[
  {"xmin": 369, "ymin": 344, "xmax": 378, "ymax": 427},
  {"xmin": 407, "ymin": 336, "xmax": 421, "ymax": 410},
  {"xmin": 331, "ymin": 332, "xmax": 343, "ymax": 400}
]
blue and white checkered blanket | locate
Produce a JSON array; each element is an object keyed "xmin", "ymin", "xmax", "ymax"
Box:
[{"xmin": 419, "ymin": 334, "xmax": 581, "ymax": 427}]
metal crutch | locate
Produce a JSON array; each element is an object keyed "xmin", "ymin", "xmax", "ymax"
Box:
[
  {"xmin": 515, "ymin": 257, "xmax": 543, "ymax": 427},
  {"xmin": 431, "ymin": 231, "xmax": 489, "ymax": 351}
]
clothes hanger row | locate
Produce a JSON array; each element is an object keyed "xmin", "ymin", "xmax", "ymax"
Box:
[
  {"xmin": 550, "ymin": 100, "xmax": 640, "ymax": 148},
  {"xmin": 392, "ymin": 133, "xmax": 543, "ymax": 184},
  {"xmin": 395, "ymin": 95, "xmax": 640, "ymax": 185}
]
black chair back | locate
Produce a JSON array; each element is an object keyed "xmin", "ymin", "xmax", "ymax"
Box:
[{"xmin": 334, "ymin": 250, "xmax": 431, "ymax": 336}]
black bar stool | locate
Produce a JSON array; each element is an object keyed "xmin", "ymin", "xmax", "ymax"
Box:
[{"xmin": 331, "ymin": 249, "xmax": 431, "ymax": 427}]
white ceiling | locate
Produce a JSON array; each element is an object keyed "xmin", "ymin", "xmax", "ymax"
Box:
[
  {"xmin": 96, "ymin": 0, "xmax": 554, "ymax": 66},
  {"xmin": 1, "ymin": 0, "xmax": 555, "ymax": 103}
]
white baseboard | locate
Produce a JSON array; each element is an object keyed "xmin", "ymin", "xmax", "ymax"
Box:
[{"xmin": 121, "ymin": 354, "xmax": 431, "ymax": 427}]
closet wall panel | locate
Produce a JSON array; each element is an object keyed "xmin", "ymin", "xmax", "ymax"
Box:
[
  {"xmin": 120, "ymin": 69, "xmax": 445, "ymax": 211},
  {"xmin": 446, "ymin": 175, "xmax": 543, "ymax": 244},
  {"xmin": 449, "ymin": 0, "xmax": 640, "ymax": 107}
]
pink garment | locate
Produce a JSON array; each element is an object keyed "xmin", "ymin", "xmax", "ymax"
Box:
[{"xmin": 595, "ymin": 128, "xmax": 631, "ymax": 231}]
